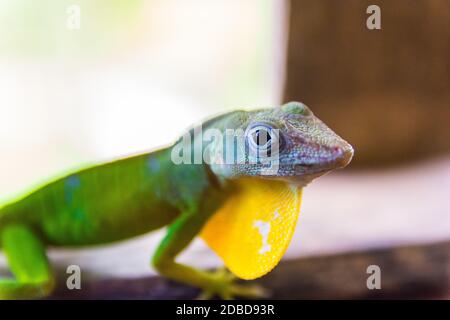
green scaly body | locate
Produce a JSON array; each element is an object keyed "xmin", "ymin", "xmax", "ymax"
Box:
[{"xmin": 1, "ymin": 148, "xmax": 214, "ymax": 246}]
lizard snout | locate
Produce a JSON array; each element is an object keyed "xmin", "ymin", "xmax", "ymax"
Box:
[{"xmin": 331, "ymin": 143, "xmax": 354, "ymax": 169}]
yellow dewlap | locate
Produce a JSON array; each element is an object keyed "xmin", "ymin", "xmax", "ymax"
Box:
[{"xmin": 200, "ymin": 178, "xmax": 303, "ymax": 280}]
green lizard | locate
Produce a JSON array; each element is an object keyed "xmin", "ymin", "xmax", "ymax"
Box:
[{"xmin": 0, "ymin": 102, "xmax": 353, "ymax": 299}]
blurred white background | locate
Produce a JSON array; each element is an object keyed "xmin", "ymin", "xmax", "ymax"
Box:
[{"xmin": 0, "ymin": 0, "xmax": 287, "ymax": 202}]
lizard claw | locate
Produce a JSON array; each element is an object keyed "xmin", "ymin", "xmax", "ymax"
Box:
[
  {"xmin": 196, "ymin": 268, "xmax": 270, "ymax": 300},
  {"xmin": 228, "ymin": 283, "xmax": 270, "ymax": 299}
]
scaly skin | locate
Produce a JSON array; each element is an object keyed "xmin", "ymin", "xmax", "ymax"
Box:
[{"xmin": 0, "ymin": 102, "xmax": 353, "ymax": 299}]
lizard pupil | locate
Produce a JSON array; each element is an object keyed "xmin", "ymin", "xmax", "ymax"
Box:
[{"xmin": 254, "ymin": 129, "xmax": 271, "ymax": 147}]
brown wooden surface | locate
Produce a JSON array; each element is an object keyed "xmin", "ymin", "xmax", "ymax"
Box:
[
  {"xmin": 48, "ymin": 241, "xmax": 450, "ymax": 300},
  {"xmin": 284, "ymin": 0, "xmax": 450, "ymax": 168}
]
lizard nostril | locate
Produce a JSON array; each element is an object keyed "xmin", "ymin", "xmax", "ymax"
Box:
[{"xmin": 329, "ymin": 143, "xmax": 354, "ymax": 168}]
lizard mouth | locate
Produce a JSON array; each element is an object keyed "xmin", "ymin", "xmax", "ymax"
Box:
[
  {"xmin": 293, "ymin": 144, "xmax": 354, "ymax": 175},
  {"xmin": 331, "ymin": 145, "xmax": 354, "ymax": 168},
  {"xmin": 241, "ymin": 144, "xmax": 353, "ymax": 180}
]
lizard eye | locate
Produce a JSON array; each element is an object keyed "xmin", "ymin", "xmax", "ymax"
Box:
[
  {"xmin": 246, "ymin": 123, "xmax": 281, "ymax": 157},
  {"xmin": 251, "ymin": 127, "xmax": 271, "ymax": 147}
]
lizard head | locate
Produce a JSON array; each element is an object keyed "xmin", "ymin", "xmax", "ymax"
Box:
[
  {"xmin": 199, "ymin": 102, "xmax": 353, "ymax": 278},
  {"xmin": 206, "ymin": 101, "xmax": 354, "ymax": 186}
]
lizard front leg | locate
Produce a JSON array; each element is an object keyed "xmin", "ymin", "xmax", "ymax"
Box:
[
  {"xmin": 151, "ymin": 208, "xmax": 267, "ymax": 299},
  {"xmin": 0, "ymin": 224, "xmax": 55, "ymax": 299}
]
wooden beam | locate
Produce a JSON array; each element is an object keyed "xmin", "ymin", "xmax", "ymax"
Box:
[{"xmin": 49, "ymin": 241, "xmax": 450, "ymax": 299}]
